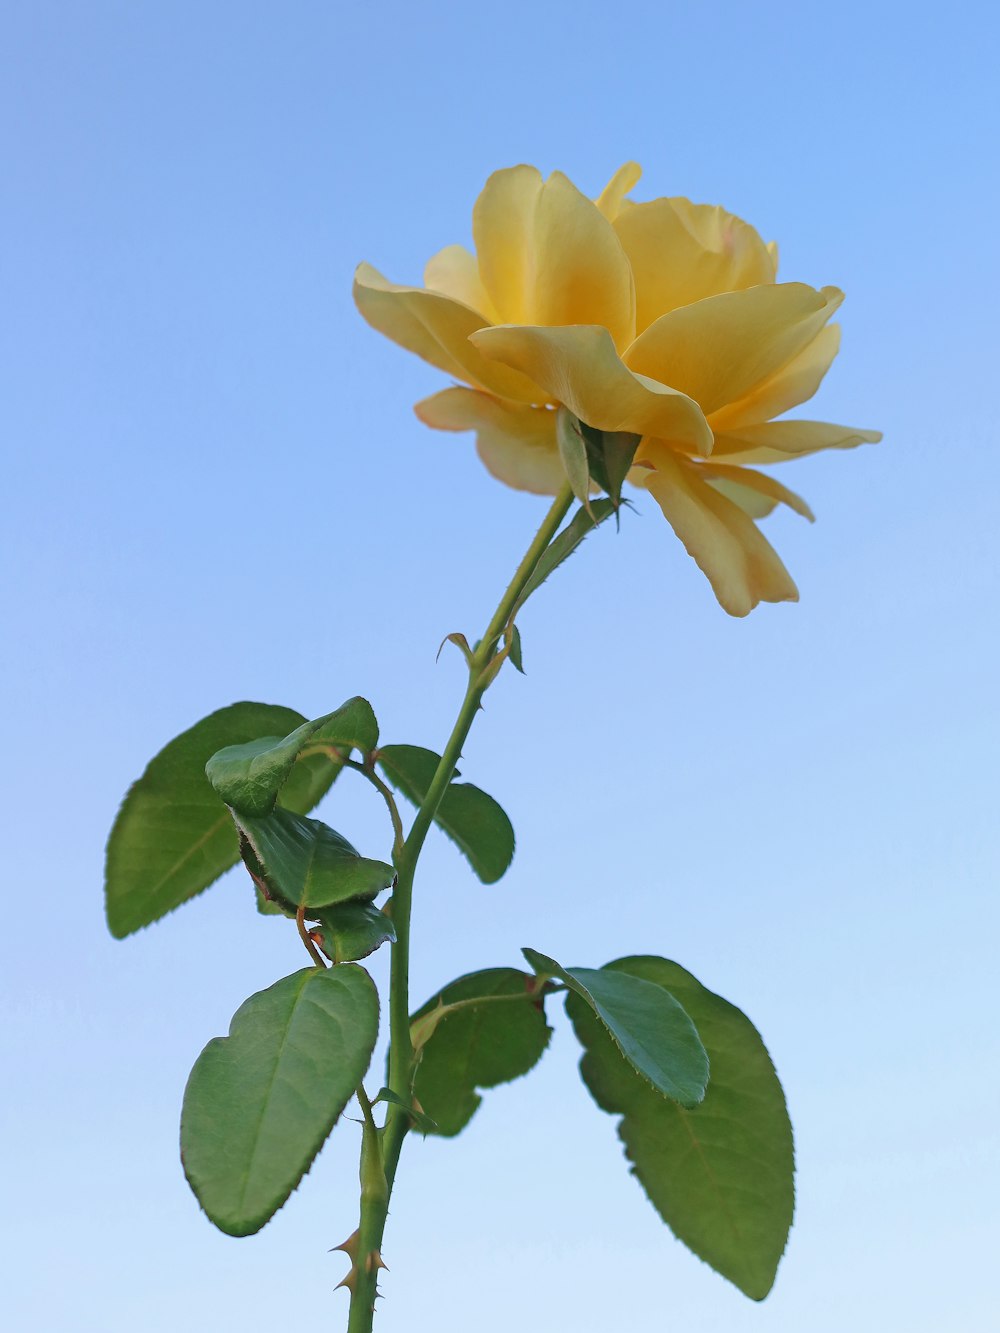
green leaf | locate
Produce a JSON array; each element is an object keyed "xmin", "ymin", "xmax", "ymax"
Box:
[
  {"xmin": 523, "ymin": 948, "xmax": 708, "ymax": 1108},
  {"xmin": 579, "ymin": 422, "xmax": 641, "ymax": 510},
  {"xmin": 105, "ymin": 702, "xmax": 342, "ymax": 938},
  {"xmin": 513, "ymin": 499, "xmax": 617, "ymax": 612},
  {"xmin": 310, "ymin": 900, "xmax": 396, "ymax": 963},
  {"xmin": 312, "ymin": 696, "xmax": 379, "ymax": 754},
  {"xmin": 255, "ymin": 885, "xmax": 289, "ymax": 916},
  {"xmin": 234, "ymin": 807, "xmax": 396, "ymax": 913},
  {"xmin": 181, "ymin": 965, "xmax": 379, "ymax": 1237},
  {"xmin": 508, "ymin": 624, "xmax": 525, "ymax": 674},
  {"xmin": 410, "ymin": 968, "xmax": 551, "ymax": 1136},
  {"xmin": 567, "ymin": 957, "xmax": 794, "ymax": 1300},
  {"xmin": 377, "ymin": 744, "xmax": 515, "ymax": 884},
  {"xmin": 371, "ymin": 1087, "xmax": 438, "ymax": 1135},
  {"xmin": 206, "ymin": 696, "xmax": 379, "ymax": 817},
  {"xmin": 556, "ymin": 407, "xmax": 593, "ymax": 510}
]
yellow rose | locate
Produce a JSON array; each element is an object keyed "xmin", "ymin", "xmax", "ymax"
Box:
[{"xmin": 354, "ymin": 163, "xmax": 881, "ymax": 616}]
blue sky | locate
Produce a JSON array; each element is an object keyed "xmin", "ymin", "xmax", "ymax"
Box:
[{"xmin": 3, "ymin": 1, "xmax": 998, "ymax": 1329}]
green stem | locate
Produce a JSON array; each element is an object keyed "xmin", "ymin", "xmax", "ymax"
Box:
[
  {"xmin": 346, "ymin": 1089, "xmax": 388, "ymax": 1333},
  {"xmin": 345, "ymin": 483, "xmax": 574, "ymax": 1331},
  {"xmin": 344, "ymin": 758, "xmax": 407, "ymax": 861}
]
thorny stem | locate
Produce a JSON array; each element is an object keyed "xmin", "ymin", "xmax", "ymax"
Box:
[
  {"xmin": 344, "ymin": 484, "xmax": 575, "ymax": 1330},
  {"xmin": 299, "ymin": 745, "xmax": 408, "ymax": 861},
  {"xmin": 345, "ymin": 1091, "xmax": 389, "ymax": 1333},
  {"xmin": 342, "ymin": 758, "xmax": 406, "ymax": 861},
  {"xmin": 296, "ymin": 905, "xmax": 326, "ymax": 968}
]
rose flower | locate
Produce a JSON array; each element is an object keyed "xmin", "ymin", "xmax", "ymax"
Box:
[{"xmin": 355, "ymin": 163, "xmax": 880, "ymax": 616}]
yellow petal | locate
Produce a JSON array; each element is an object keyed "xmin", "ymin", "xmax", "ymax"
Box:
[
  {"xmin": 471, "ymin": 323, "xmax": 713, "ymax": 453},
  {"xmin": 625, "ymin": 284, "xmax": 843, "ymax": 417},
  {"xmin": 414, "ymin": 387, "xmax": 563, "ymax": 495},
  {"xmin": 639, "ymin": 450, "xmax": 799, "ymax": 616},
  {"xmin": 709, "ymin": 324, "xmax": 841, "ymax": 431},
  {"xmin": 614, "ymin": 198, "xmax": 777, "ymax": 331},
  {"xmin": 696, "ymin": 462, "xmax": 815, "ymax": 521},
  {"xmin": 472, "ymin": 166, "xmax": 635, "ymax": 347},
  {"xmin": 594, "ymin": 162, "xmax": 642, "ymax": 220},
  {"xmin": 353, "ymin": 262, "xmax": 543, "ymax": 404},
  {"xmin": 424, "ymin": 244, "xmax": 500, "ymax": 323},
  {"xmin": 710, "ymin": 419, "xmax": 883, "ymax": 465},
  {"xmin": 702, "ymin": 476, "xmax": 780, "ymax": 520}
]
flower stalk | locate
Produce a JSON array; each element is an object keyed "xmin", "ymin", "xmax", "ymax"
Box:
[{"xmin": 346, "ymin": 483, "xmax": 574, "ymax": 1330}]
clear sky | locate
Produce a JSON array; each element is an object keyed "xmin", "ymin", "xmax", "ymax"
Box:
[{"xmin": 3, "ymin": 2, "xmax": 998, "ymax": 1329}]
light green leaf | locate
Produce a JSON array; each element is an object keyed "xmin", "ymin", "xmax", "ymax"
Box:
[
  {"xmin": 310, "ymin": 900, "xmax": 396, "ymax": 963},
  {"xmin": 568, "ymin": 956, "xmax": 794, "ymax": 1300},
  {"xmin": 523, "ymin": 948, "xmax": 708, "ymax": 1108},
  {"xmin": 181, "ymin": 965, "xmax": 379, "ymax": 1237},
  {"xmin": 377, "ymin": 744, "xmax": 515, "ymax": 884},
  {"xmin": 105, "ymin": 702, "xmax": 342, "ymax": 938},
  {"xmin": 556, "ymin": 407, "xmax": 593, "ymax": 510},
  {"xmin": 234, "ymin": 807, "xmax": 395, "ymax": 914},
  {"xmin": 372, "ymin": 1087, "xmax": 438, "ymax": 1135},
  {"xmin": 206, "ymin": 696, "xmax": 379, "ymax": 818},
  {"xmin": 514, "ymin": 499, "xmax": 616, "ymax": 613},
  {"xmin": 410, "ymin": 968, "xmax": 551, "ymax": 1136}
]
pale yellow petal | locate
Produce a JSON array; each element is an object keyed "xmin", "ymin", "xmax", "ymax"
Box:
[
  {"xmin": 709, "ymin": 324, "xmax": 841, "ymax": 431},
  {"xmin": 639, "ymin": 451, "xmax": 799, "ymax": 616},
  {"xmin": 767, "ymin": 240, "xmax": 779, "ymax": 274},
  {"xmin": 595, "ymin": 161, "xmax": 642, "ymax": 220},
  {"xmin": 472, "ymin": 165, "xmax": 635, "ymax": 346},
  {"xmin": 424, "ymin": 244, "xmax": 499, "ymax": 323},
  {"xmin": 353, "ymin": 262, "xmax": 544, "ymax": 404},
  {"xmin": 614, "ymin": 197, "xmax": 777, "ymax": 331},
  {"xmin": 703, "ymin": 476, "xmax": 780, "ymax": 520},
  {"xmin": 710, "ymin": 419, "xmax": 883, "ymax": 465},
  {"xmin": 625, "ymin": 284, "xmax": 843, "ymax": 417},
  {"xmin": 696, "ymin": 462, "xmax": 815, "ymax": 520},
  {"xmin": 471, "ymin": 323, "xmax": 712, "ymax": 454},
  {"xmin": 414, "ymin": 387, "xmax": 563, "ymax": 495}
]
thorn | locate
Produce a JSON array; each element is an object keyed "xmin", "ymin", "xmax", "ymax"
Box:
[
  {"xmin": 334, "ymin": 1267, "xmax": 358, "ymax": 1295},
  {"xmin": 366, "ymin": 1248, "xmax": 389, "ymax": 1273},
  {"xmin": 330, "ymin": 1229, "xmax": 359, "ymax": 1259}
]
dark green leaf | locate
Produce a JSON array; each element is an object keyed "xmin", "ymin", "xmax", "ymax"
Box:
[
  {"xmin": 312, "ymin": 696, "xmax": 379, "ymax": 755},
  {"xmin": 181, "ymin": 965, "xmax": 379, "ymax": 1237},
  {"xmin": 206, "ymin": 696, "xmax": 379, "ymax": 817},
  {"xmin": 579, "ymin": 422, "xmax": 641, "ymax": 509},
  {"xmin": 310, "ymin": 900, "xmax": 396, "ymax": 963},
  {"xmin": 206, "ymin": 721, "xmax": 325, "ymax": 818},
  {"xmin": 568, "ymin": 957, "xmax": 794, "ymax": 1300},
  {"xmin": 234, "ymin": 807, "xmax": 396, "ymax": 913},
  {"xmin": 255, "ymin": 886, "xmax": 290, "ymax": 916},
  {"xmin": 411, "ymin": 968, "xmax": 551, "ymax": 1136},
  {"xmin": 514, "ymin": 499, "xmax": 616, "ymax": 612},
  {"xmin": 556, "ymin": 407, "xmax": 592, "ymax": 509},
  {"xmin": 105, "ymin": 702, "xmax": 341, "ymax": 938},
  {"xmin": 377, "ymin": 744, "xmax": 515, "ymax": 884},
  {"xmin": 523, "ymin": 948, "xmax": 708, "ymax": 1108},
  {"xmin": 508, "ymin": 624, "xmax": 525, "ymax": 674},
  {"xmin": 376, "ymin": 743, "xmax": 450, "ymax": 799}
]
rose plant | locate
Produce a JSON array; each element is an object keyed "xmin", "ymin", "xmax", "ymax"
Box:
[{"xmin": 106, "ymin": 162, "xmax": 879, "ymax": 1330}]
